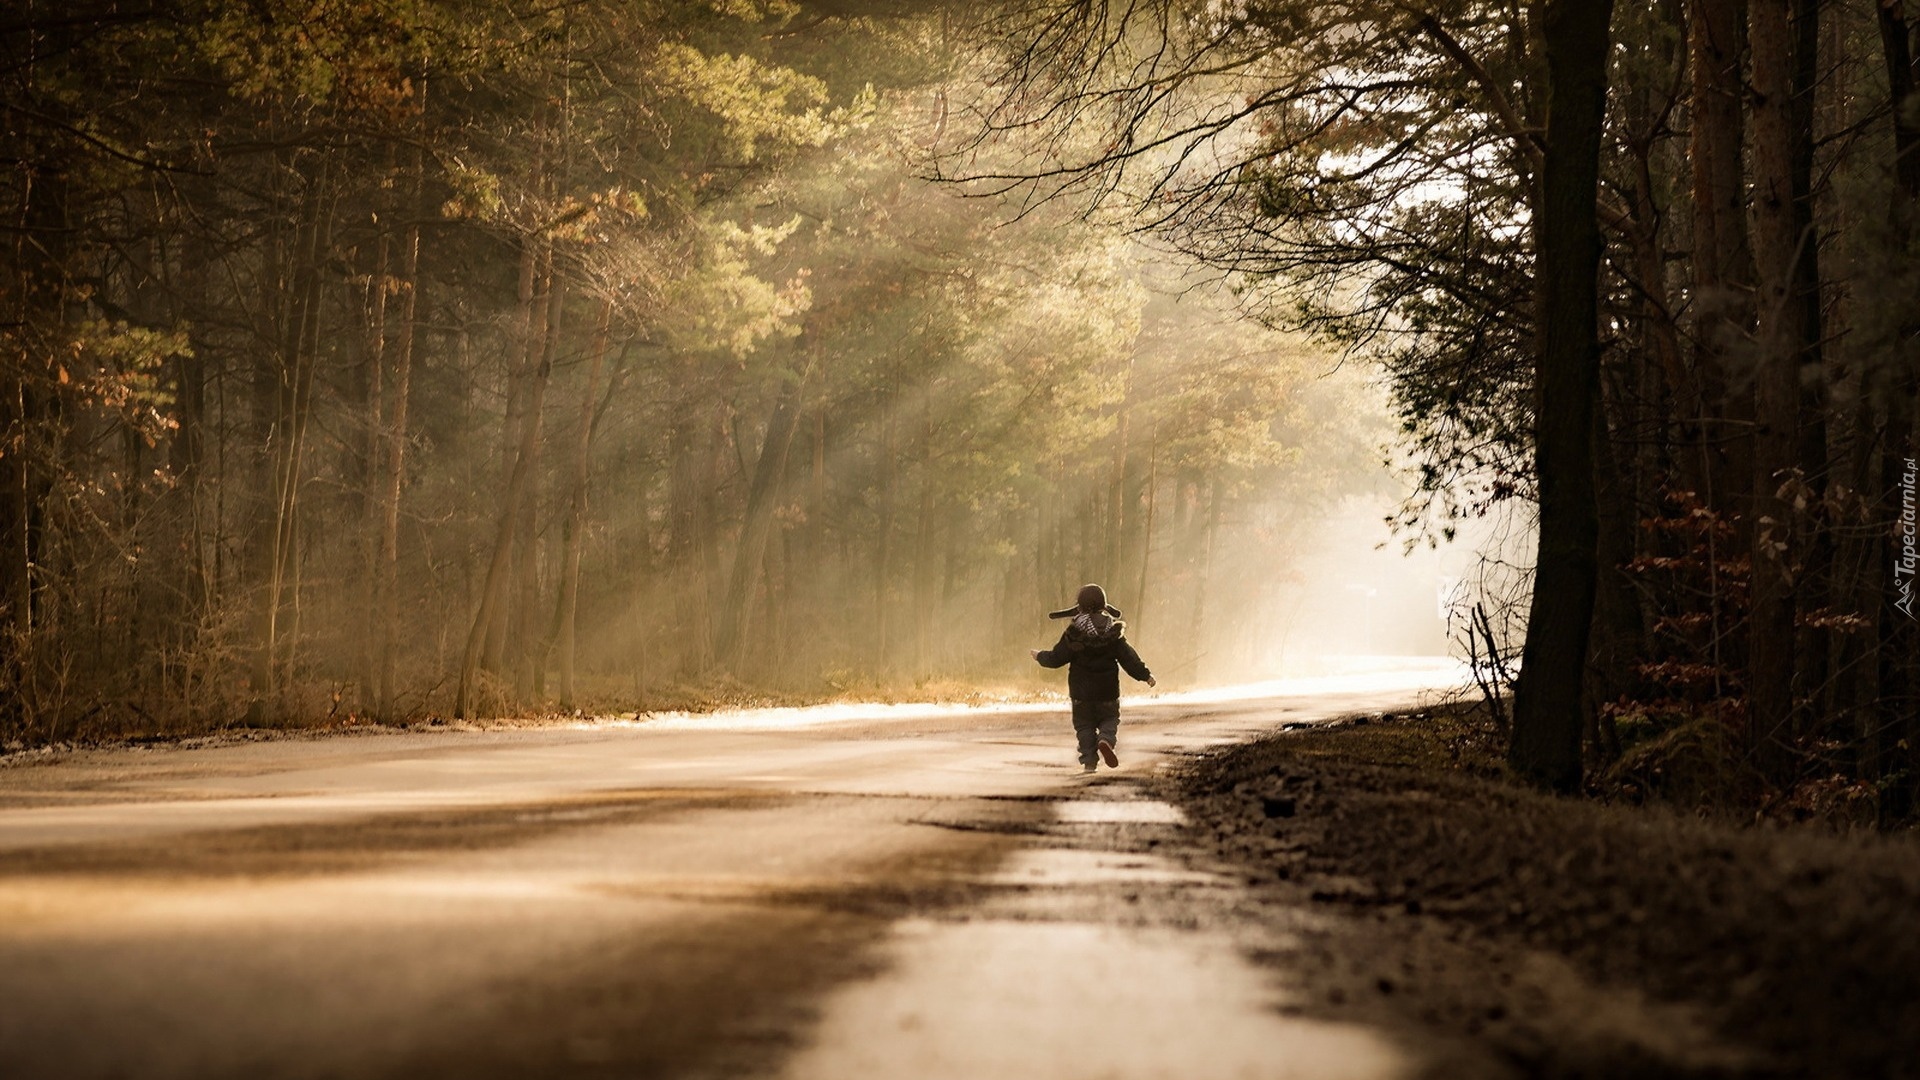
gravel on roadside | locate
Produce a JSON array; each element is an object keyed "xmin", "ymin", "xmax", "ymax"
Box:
[{"xmin": 1163, "ymin": 710, "xmax": 1920, "ymax": 1080}]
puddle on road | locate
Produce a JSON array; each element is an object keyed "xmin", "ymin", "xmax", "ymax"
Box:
[
  {"xmin": 1052, "ymin": 800, "xmax": 1186, "ymax": 825},
  {"xmin": 984, "ymin": 848, "xmax": 1220, "ymax": 888},
  {"xmin": 781, "ymin": 918, "xmax": 1408, "ymax": 1080}
]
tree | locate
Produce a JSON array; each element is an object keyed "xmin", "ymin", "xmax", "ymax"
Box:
[{"xmin": 1507, "ymin": 0, "xmax": 1617, "ymax": 792}]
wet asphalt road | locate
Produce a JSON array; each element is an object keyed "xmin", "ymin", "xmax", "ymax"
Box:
[{"xmin": 0, "ymin": 668, "xmax": 1460, "ymax": 1080}]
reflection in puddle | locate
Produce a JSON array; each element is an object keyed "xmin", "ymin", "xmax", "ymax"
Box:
[
  {"xmin": 1053, "ymin": 800, "xmax": 1187, "ymax": 825},
  {"xmin": 984, "ymin": 849, "xmax": 1219, "ymax": 887},
  {"xmin": 783, "ymin": 919, "xmax": 1409, "ymax": 1080}
]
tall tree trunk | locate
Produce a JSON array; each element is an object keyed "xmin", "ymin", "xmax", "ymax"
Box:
[
  {"xmin": 663, "ymin": 372, "xmax": 722, "ymax": 675},
  {"xmin": 810, "ymin": 408, "xmax": 827, "ymax": 559},
  {"xmin": 256, "ymin": 167, "xmax": 333, "ymax": 717},
  {"xmin": 168, "ymin": 237, "xmax": 210, "ymax": 667},
  {"xmin": 1691, "ymin": 0, "xmax": 1757, "ymax": 514},
  {"xmin": 913, "ymin": 379, "xmax": 936, "ymax": 676},
  {"xmin": 1187, "ymin": 479, "xmax": 1221, "ymax": 682},
  {"xmin": 1134, "ymin": 420, "xmax": 1160, "ymax": 637},
  {"xmin": 1510, "ymin": 0, "xmax": 1616, "ymax": 792},
  {"xmin": 374, "ymin": 119, "xmax": 424, "ymax": 722},
  {"xmin": 515, "ymin": 274, "xmax": 561, "ymax": 700},
  {"xmin": 874, "ymin": 387, "xmax": 895, "ymax": 670},
  {"xmin": 1590, "ymin": 388, "xmax": 1643, "ymax": 764},
  {"xmin": 699, "ymin": 410, "xmax": 725, "ymax": 669},
  {"xmin": 457, "ymin": 241, "xmax": 557, "ymax": 719},
  {"xmin": 1748, "ymin": 0, "xmax": 1804, "ymax": 778},
  {"xmin": 484, "ymin": 241, "xmax": 542, "ymax": 674},
  {"xmin": 1108, "ymin": 357, "xmax": 1133, "ymax": 579},
  {"xmin": 717, "ymin": 366, "xmax": 806, "ymax": 670},
  {"xmin": 1791, "ymin": 0, "xmax": 1833, "ymax": 728},
  {"xmin": 544, "ymin": 297, "xmax": 610, "ymax": 710},
  {"xmin": 244, "ymin": 154, "xmax": 288, "ymax": 714},
  {"xmin": 1882, "ymin": 1, "xmax": 1920, "ymax": 200},
  {"xmin": 666, "ymin": 373, "xmax": 704, "ymax": 675},
  {"xmin": 359, "ymin": 215, "xmax": 390, "ymax": 712},
  {"xmin": 1627, "ymin": 0, "xmax": 1698, "ymax": 495}
]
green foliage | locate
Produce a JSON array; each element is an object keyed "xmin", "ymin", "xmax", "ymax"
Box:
[
  {"xmin": 663, "ymin": 217, "xmax": 812, "ymax": 357},
  {"xmin": 657, "ymin": 45, "xmax": 836, "ymax": 160},
  {"xmin": 70, "ymin": 321, "xmax": 190, "ymax": 445},
  {"xmin": 193, "ymin": 0, "xmax": 435, "ymax": 108},
  {"xmin": 0, "ymin": 0, "xmax": 1382, "ymax": 742}
]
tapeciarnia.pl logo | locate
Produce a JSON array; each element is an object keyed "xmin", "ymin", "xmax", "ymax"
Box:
[{"xmin": 1899, "ymin": 457, "xmax": 1917, "ymax": 620}]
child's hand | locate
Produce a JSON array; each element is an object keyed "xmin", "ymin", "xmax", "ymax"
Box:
[
  {"xmin": 1029, "ymin": 649, "xmax": 1042, "ymax": 660},
  {"xmin": 1146, "ymin": 676, "xmax": 1158, "ymax": 688}
]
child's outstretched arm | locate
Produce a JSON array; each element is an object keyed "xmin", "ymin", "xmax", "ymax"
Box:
[
  {"xmin": 1031, "ymin": 634, "xmax": 1071, "ymax": 668},
  {"xmin": 1118, "ymin": 641, "xmax": 1156, "ymax": 686}
]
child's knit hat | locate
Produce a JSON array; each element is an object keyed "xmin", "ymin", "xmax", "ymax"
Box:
[{"xmin": 1047, "ymin": 583, "xmax": 1121, "ymax": 621}]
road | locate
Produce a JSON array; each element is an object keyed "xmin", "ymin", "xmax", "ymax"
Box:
[{"xmin": 0, "ymin": 664, "xmax": 1463, "ymax": 1080}]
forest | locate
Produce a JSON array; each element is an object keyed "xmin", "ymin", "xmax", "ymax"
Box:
[
  {"xmin": 0, "ymin": 0, "xmax": 1376, "ymax": 738},
  {"xmin": 3, "ymin": 0, "xmax": 1918, "ymax": 823}
]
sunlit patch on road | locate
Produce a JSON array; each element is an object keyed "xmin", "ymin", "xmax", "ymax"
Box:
[
  {"xmin": 782, "ymin": 919, "xmax": 1410, "ymax": 1080},
  {"xmin": 565, "ymin": 656, "xmax": 1472, "ymax": 735},
  {"xmin": 580, "ymin": 699, "xmax": 1061, "ymax": 732},
  {"xmin": 1053, "ymin": 800, "xmax": 1187, "ymax": 825}
]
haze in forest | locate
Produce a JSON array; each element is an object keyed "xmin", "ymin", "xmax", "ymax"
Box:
[{"xmin": 0, "ymin": 1, "xmax": 1486, "ymax": 743}]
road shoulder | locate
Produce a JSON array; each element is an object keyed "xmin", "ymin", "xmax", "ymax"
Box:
[{"xmin": 1163, "ymin": 710, "xmax": 1920, "ymax": 1079}]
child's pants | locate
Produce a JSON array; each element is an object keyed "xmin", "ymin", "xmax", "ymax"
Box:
[{"xmin": 1070, "ymin": 698, "xmax": 1121, "ymax": 766}]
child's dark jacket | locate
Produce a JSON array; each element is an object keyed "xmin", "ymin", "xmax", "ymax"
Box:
[{"xmin": 1035, "ymin": 614, "xmax": 1152, "ymax": 701}]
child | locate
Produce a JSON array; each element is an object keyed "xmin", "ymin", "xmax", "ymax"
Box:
[{"xmin": 1030, "ymin": 583, "xmax": 1156, "ymax": 773}]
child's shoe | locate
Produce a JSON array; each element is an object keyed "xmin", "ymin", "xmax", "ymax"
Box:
[
  {"xmin": 1097, "ymin": 739, "xmax": 1119, "ymax": 768},
  {"xmin": 1081, "ymin": 762, "xmax": 1098, "ymax": 774}
]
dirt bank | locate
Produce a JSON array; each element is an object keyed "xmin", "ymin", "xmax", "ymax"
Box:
[{"xmin": 1165, "ymin": 711, "xmax": 1920, "ymax": 1079}]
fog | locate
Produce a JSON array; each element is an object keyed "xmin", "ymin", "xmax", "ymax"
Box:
[{"xmin": 0, "ymin": 3, "xmax": 1512, "ymax": 741}]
